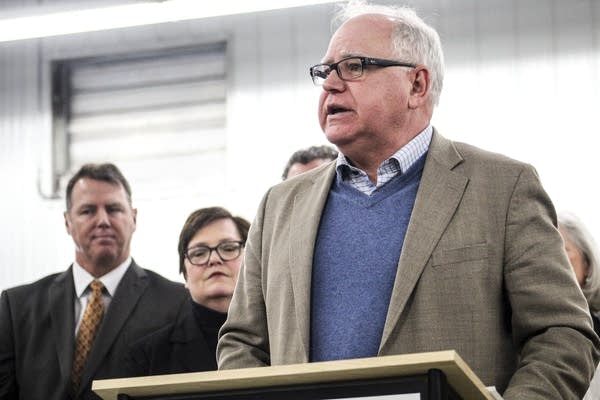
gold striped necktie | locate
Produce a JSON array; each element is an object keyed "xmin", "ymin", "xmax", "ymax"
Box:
[{"xmin": 72, "ymin": 279, "xmax": 105, "ymax": 392}]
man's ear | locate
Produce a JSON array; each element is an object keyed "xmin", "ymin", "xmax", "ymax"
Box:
[
  {"xmin": 408, "ymin": 67, "xmax": 430, "ymax": 109},
  {"xmin": 132, "ymin": 208, "xmax": 138, "ymax": 231},
  {"xmin": 64, "ymin": 211, "xmax": 72, "ymax": 235}
]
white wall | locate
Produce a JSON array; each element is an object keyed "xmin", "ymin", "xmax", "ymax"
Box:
[{"xmin": 1, "ymin": 0, "xmax": 599, "ymax": 291}]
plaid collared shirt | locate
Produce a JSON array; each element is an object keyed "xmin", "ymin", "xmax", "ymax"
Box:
[{"xmin": 336, "ymin": 125, "xmax": 432, "ymax": 196}]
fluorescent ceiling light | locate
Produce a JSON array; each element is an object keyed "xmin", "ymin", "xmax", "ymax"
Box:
[{"xmin": 0, "ymin": 0, "xmax": 342, "ymax": 43}]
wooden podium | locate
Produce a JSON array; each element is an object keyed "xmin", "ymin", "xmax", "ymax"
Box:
[{"xmin": 93, "ymin": 350, "xmax": 496, "ymax": 400}]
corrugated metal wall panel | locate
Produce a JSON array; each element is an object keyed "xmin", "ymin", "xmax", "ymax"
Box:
[
  {"xmin": 69, "ymin": 103, "xmax": 226, "ymax": 137},
  {"xmin": 50, "ymin": 42, "xmax": 229, "ymax": 202}
]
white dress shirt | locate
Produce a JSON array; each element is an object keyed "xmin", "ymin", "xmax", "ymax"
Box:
[{"xmin": 72, "ymin": 257, "xmax": 131, "ymax": 334}]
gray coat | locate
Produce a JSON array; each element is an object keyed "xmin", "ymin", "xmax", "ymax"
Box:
[{"xmin": 218, "ymin": 130, "xmax": 599, "ymax": 399}]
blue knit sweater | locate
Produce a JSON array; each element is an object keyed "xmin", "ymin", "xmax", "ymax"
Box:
[{"xmin": 310, "ymin": 154, "xmax": 427, "ymax": 361}]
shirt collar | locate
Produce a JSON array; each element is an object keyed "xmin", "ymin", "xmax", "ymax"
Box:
[
  {"xmin": 335, "ymin": 124, "xmax": 433, "ymax": 178},
  {"xmin": 72, "ymin": 257, "xmax": 132, "ymax": 297},
  {"xmin": 389, "ymin": 124, "xmax": 432, "ymax": 173}
]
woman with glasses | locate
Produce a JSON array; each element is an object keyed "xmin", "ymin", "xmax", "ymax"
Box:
[{"xmin": 125, "ymin": 207, "xmax": 249, "ymax": 376}]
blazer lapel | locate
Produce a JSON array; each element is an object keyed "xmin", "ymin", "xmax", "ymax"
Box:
[
  {"xmin": 289, "ymin": 164, "xmax": 336, "ymax": 360},
  {"xmin": 48, "ymin": 268, "xmax": 76, "ymax": 385},
  {"xmin": 78, "ymin": 261, "xmax": 148, "ymax": 391},
  {"xmin": 380, "ymin": 131, "xmax": 468, "ymax": 350}
]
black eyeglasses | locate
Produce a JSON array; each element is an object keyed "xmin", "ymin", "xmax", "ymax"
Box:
[
  {"xmin": 309, "ymin": 56, "xmax": 416, "ymax": 86},
  {"xmin": 185, "ymin": 241, "xmax": 245, "ymax": 266}
]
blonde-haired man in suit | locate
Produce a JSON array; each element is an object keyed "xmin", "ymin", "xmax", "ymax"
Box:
[{"xmin": 218, "ymin": 1, "xmax": 599, "ymax": 399}]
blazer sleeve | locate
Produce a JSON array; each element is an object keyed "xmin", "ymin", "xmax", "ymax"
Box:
[
  {"xmin": 502, "ymin": 165, "xmax": 600, "ymax": 399},
  {"xmin": 217, "ymin": 189, "xmax": 272, "ymax": 369},
  {"xmin": 0, "ymin": 291, "xmax": 18, "ymax": 399}
]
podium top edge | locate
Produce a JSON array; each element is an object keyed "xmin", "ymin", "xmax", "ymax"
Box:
[
  {"xmin": 93, "ymin": 350, "xmax": 493, "ymax": 400},
  {"xmin": 94, "ymin": 350, "xmax": 459, "ymax": 388}
]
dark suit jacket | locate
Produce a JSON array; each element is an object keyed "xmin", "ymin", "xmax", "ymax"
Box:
[
  {"xmin": 125, "ymin": 299, "xmax": 226, "ymax": 376},
  {"xmin": 0, "ymin": 260, "xmax": 187, "ymax": 400},
  {"xmin": 218, "ymin": 130, "xmax": 600, "ymax": 399}
]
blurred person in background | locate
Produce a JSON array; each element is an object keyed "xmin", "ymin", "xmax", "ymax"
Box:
[
  {"xmin": 282, "ymin": 144, "xmax": 338, "ymax": 180},
  {"xmin": 126, "ymin": 207, "xmax": 249, "ymax": 376},
  {"xmin": 559, "ymin": 213, "xmax": 600, "ymax": 400},
  {"xmin": 558, "ymin": 212, "xmax": 600, "ymax": 334}
]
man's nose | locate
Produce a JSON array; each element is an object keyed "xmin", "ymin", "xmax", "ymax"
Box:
[
  {"xmin": 96, "ymin": 209, "xmax": 110, "ymax": 226},
  {"xmin": 322, "ymin": 69, "xmax": 345, "ymax": 91}
]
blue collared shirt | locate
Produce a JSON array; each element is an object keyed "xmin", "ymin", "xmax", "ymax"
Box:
[{"xmin": 336, "ymin": 125, "xmax": 432, "ymax": 195}]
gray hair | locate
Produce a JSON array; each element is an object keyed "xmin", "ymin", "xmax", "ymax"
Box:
[
  {"xmin": 332, "ymin": 0, "xmax": 445, "ymax": 106},
  {"xmin": 558, "ymin": 212, "xmax": 600, "ymax": 313}
]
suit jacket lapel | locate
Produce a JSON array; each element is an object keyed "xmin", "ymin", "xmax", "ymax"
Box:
[
  {"xmin": 289, "ymin": 164, "xmax": 336, "ymax": 360},
  {"xmin": 380, "ymin": 131, "xmax": 468, "ymax": 350},
  {"xmin": 79, "ymin": 261, "xmax": 148, "ymax": 391},
  {"xmin": 48, "ymin": 268, "xmax": 76, "ymax": 385}
]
